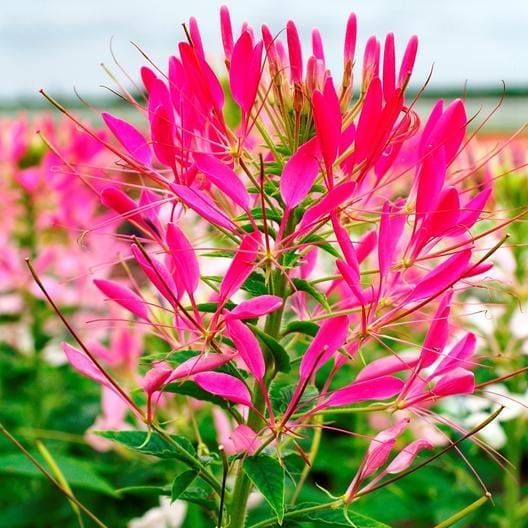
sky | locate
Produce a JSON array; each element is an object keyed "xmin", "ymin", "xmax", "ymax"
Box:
[{"xmin": 1, "ymin": 0, "xmax": 528, "ymax": 100}]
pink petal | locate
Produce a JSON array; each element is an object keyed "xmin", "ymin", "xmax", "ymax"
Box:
[
  {"xmin": 357, "ymin": 353, "xmax": 419, "ymax": 381},
  {"xmin": 229, "ymin": 424, "xmax": 261, "ymax": 455},
  {"xmin": 299, "ymin": 182, "xmax": 356, "ymax": 232},
  {"xmin": 378, "ymin": 200, "xmax": 406, "ymax": 279},
  {"xmin": 408, "ymin": 249, "xmax": 471, "ymax": 302},
  {"xmin": 343, "ymin": 13, "xmax": 357, "ymax": 66},
  {"xmin": 433, "ymin": 367, "xmax": 475, "ymax": 396},
  {"xmin": 94, "ymin": 279, "xmax": 148, "ymax": 320},
  {"xmin": 313, "ymin": 77, "xmax": 342, "ymax": 171},
  {"xmin": 142, "ymin": 365, "xmax": 172, "ymax": 395},
  {"xmin": 433, "ymin": 333, "xmax": 476, "ymax": 377},
  {"xmin": 397, "ymin": 35, "xmax": 418, "ymax": 88},
  {"xmin": 385, "ymin": 439, "xmax": 432, "ymax": 475},
  {"xmin": 150, "ymin": 104, "xmax": 176, "ymax": 168},
  {"xmin": 325, "ymin": 376, "xmax": 404, "ymax": 408},
  {"xmin": 194, "ymin": 153, "xmax": 249, "ymax": 210},
  {"xmin": 219, "ymin": 231, "xmax": 261, "ymax": 301},
  {"xmin": 299, "ymin": 315, "xmax": 349, "ymax": 380},
  {"xmin": 286, "ymin": 20, "xmax": 303, "ymax": 83},
  {"xmin": 419, "ymin": 292, "xmax": 452, "ymax": 368},
  {"xmin": 62, "ymin": 343, "xmax": 113, "ymax": 392},
  {"xmin": 168, "ymin": 353, "xmax": 234, "ymax": 382},
  {"xmin": 194, "ymin": 372, "xmax": 252, "ymax": 407},
  {"xmin": 225, "ymin": 295, "xmax": 283, "ymax": 320},
  {"xmin": 170, "ymin": 183, "xmax": 236, "ymax": 231},
  {"xmin": 102, "ymin": 112, "xmax": 152, "ymax": 166},
  {"xmin": 230, "ymin": 32, "xmax": 263, "ymax": 116},
  {"xmin": 220, "ymin": 5, "xmax": 234, "ymax": 60},
  {"xmin": 166, "ymin": 222, "xmax": 200, "ymax": 296},
  {"xmin": 225, "ymin": 318, "xmax": 265, "ymax": 381},
  {"xmin": 280, "ymin": 138, "xmax": 320, "ymax": 209}
]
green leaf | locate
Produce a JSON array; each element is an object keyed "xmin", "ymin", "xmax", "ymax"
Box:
[
  {"xmin": 172, "ymin": 470, "xmax": 197, "ymax": 502},
  {"xmin": 291, "ymin": 278, "xmax": 331, "ymax": 311},
  {"xmin": 244, "ymin": 455, "xmax": 285, "ymax": 523},
  {"xmin": 115, "ymin": 485, "xmax": 169, "ymax": 496},
  {"xmin": 0, "ymin": 453, "xmax": 116, "ymax": 496},
  {"xmin": 300, "ymin": 505, "xmax": 392, "ymax": 527},
  {"xmin": 270, "ymin": 383, "xmax": 319, "ymax": 414},
  {"xmin": 97, "ymin": 431, "xmax": 196, "ymax": 463},
  {"xmin": 195, "ymin": 301, "xmax": 236, "ymax": 313},
  {"xmin": 165, "ymin": 380, "xmax": 231, "ymax": 409},
  {"xmin": 249, "ymin": 325, "xmax": 291, "ymax": 373},
  {"xmin": 302, "ymin": 234, "xmax": 341, "ymax": 258},
  {"xmin": 241, "ymin": 272, "xmax": 269, "ymax": 296},
  {"xmin": 180, "ymin": 486, "xmax": 216, "ymax": 510},
  {"xmin": 284, "ymin": 321, "xmax": 320, "ymax": 337}
]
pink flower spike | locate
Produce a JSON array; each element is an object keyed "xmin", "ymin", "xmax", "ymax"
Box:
[
  {"xmin": 325, "ymin": 376, "xmax": 404, "ymax": 408},
  {"xmin": 219, "ymin": 231, "xmax": 261, "ymax": 301},
  {"xmin": 313, "ymin": 77, "xmax": 342, "ymax": 175},
  {"xmin": 280, "ymin": 138, "xmax": 320, "ymax": 209},
  {"xmin": 299, "ymin": 315, "xmax": 349, "ymax": 380},
  {"xmin": 286, "ymin": 20, "xmax": 303, "ymax": 83},
  {"xmin": 225, "ymin": 318, "xmax": 265, "ymax": 381},
  {"xmin": 220, "ymin": 5, "xmax": 234, "ymax": 61},
  {"xmin": 225, "ymin": 295, "xmax": 283, "ymax": 320},
  {"xmin": 102, "ymin": 113, "xmax": 152, "ymax": 166},
  {"xmin": 94, "ymin": 279, "xmax": 148, "ymax": 320},
  {"xmin": 194, "ymin": 372, "xmax": 253, "ymax": 407},
  {"xmin": 194, "ymin": 153, "xmax": 250, "ymax": 210},
  {"xmin": 166, "ymin": 222, "xmax": 200, "ymax": 296}
]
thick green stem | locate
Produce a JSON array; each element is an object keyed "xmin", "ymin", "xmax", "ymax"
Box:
[{"xmin": 228, "ymin": 216, "xmax": 293, "ymax": 526}]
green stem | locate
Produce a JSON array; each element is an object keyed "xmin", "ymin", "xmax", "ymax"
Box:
[
  {"xmin": 228, "ymin": 215, "xmax": 294, "ymax": 527},
  {"xmin": 433, "ymin": 494, "xmax": 490, "ymax": 528}
]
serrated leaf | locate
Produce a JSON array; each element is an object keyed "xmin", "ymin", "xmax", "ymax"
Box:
[
  {"xmin": 244, "ymin": 455, "xmax": 285, "ymax": 523},
  {"xmin": 0, "ymin": 453, "xmax": 115, "ymax": 496},
  {"xmin": 249, "ymin": 325, "xmax": 291, "ymax": 373},
  {"xmin": 284, "ymin": 321, "xmax": 320, "ymax": 337},
  {"xmin": 164, "ymin": 380, "xmax": 231, "ymax": 409},
  {"xmin": 97, "ymin": 431, "xmax": 196, "ymax": 464},
  {"xmin": 171, "ymin": 470, "xmax": 197, "ymax": 502},
  {"xmin": 291, "ymin": 278, "xmax": 331, "ymax": 311}
]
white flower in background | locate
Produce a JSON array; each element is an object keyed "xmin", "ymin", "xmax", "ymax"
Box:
[
  {"xmin": 442, "ymin": 384, "xmax": 528, "ymax": 449},
  {"xmin": 128, "ymin": 497, "xmax": 187, "ymax": 528}
]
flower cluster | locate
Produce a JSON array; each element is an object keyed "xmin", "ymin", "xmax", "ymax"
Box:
[{"xmin": 46, "ymin": 7, "xmax": 519, "ymax": 526}]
